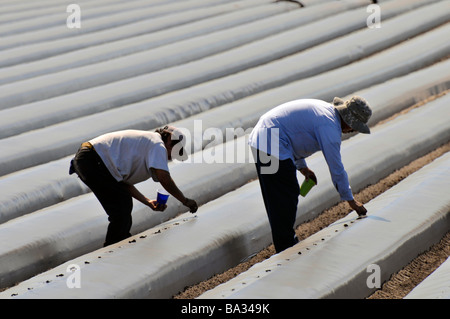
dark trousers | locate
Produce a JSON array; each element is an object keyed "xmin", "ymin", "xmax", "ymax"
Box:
[
  {"xmin": 70, "ymin": 146, "xmax": 133, "ymax": 247},
  {"xmin": 253, "ymin": 149, "xmax": 300, "ymax": 253}
]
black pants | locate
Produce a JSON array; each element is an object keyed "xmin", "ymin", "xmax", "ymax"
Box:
[
  {"xmin": 253, "ymin": 149, "xmax": 300, "ymax": 253},
  {"xmin": 70, "ymin": 146, "xmax": 133, "ymax": 247}
]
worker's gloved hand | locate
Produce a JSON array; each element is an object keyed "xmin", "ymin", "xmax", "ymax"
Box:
[{"xmin": 183, "ymin": 198, "xmax": 198, "ymax": 213}]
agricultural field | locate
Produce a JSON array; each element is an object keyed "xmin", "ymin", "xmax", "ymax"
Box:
[{"xmin": 0, "ymin": 0, "xmax": 449, "ymax": 301}]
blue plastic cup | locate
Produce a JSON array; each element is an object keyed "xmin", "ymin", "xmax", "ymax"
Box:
[{"xmin": 156, "ymin": 189, "xmax": 169, "ymax": 205}]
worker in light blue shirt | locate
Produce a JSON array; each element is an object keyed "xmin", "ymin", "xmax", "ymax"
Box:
[{"xmin": 248, "ymin": 96, "xmax": 372, "ymax": 253}]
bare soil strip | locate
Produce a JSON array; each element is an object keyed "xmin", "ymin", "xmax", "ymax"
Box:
[
  {"xmin": 174, "ymin": 141, "xmax": 450, "ymax": 299},
  {"xmin": 368, "ymin": 231, "xmax": 450, "ymax": 299}
]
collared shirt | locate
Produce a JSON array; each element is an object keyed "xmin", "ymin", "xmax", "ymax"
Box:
[
  {"xmin": 248, "ymin": 99, "xmax": 353, "ymax": 201},
  {"xmin": 89, "ymin": 130, "xmax": 169, "ymax": 185}
]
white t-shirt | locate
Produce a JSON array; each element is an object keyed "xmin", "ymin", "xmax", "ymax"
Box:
[{"xmin": 89, "ymin": 130, "xmax": 169, "ymax": 185}]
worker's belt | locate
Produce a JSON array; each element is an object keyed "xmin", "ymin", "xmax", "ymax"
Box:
[{"xmin": 81, "ymin": 142, "xmax": 94, "ymax": 150}]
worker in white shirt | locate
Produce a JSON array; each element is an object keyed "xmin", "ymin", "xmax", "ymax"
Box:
[{"xmin": 70, "ymin": 126, "xmax": 198, "ymax": 246}]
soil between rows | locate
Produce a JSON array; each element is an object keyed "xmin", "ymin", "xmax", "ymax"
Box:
[{"xmin": 174, "ymin": 140, "xmax": 450, "ymax": 299}]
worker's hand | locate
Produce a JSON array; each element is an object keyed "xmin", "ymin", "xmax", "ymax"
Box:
[
  {"xmin": 183, "ymin": 198, "xmax": 198, "ymax": 214},
  {"xmin": 299, "ymin": 167, "xmax": 317, "ymax": 185},
  {"xmin": 147, "ymin": 199, "xmax": 167, "ymax": 212},
  {"xmin": 348, "ymin": 199, "xmax": 367, "ymax": 217}
]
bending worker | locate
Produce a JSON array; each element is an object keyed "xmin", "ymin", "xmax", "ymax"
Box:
[
  {"xmin": 248, "ymin": 96, "xmax": 372, "ymax": 253},
  {"xmin": 70, "ymin": 126, "xmax": 198, "ymax": 247}
]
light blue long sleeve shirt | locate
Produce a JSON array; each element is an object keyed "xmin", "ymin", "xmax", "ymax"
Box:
[{"xmin": 248, "ymin": 99, "xmax": 353, "ymax": 201}]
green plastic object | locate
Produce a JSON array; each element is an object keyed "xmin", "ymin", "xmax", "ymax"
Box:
[{"xmin": 300, "ymin": 178, "xmax": 316, "ymax": 197}]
